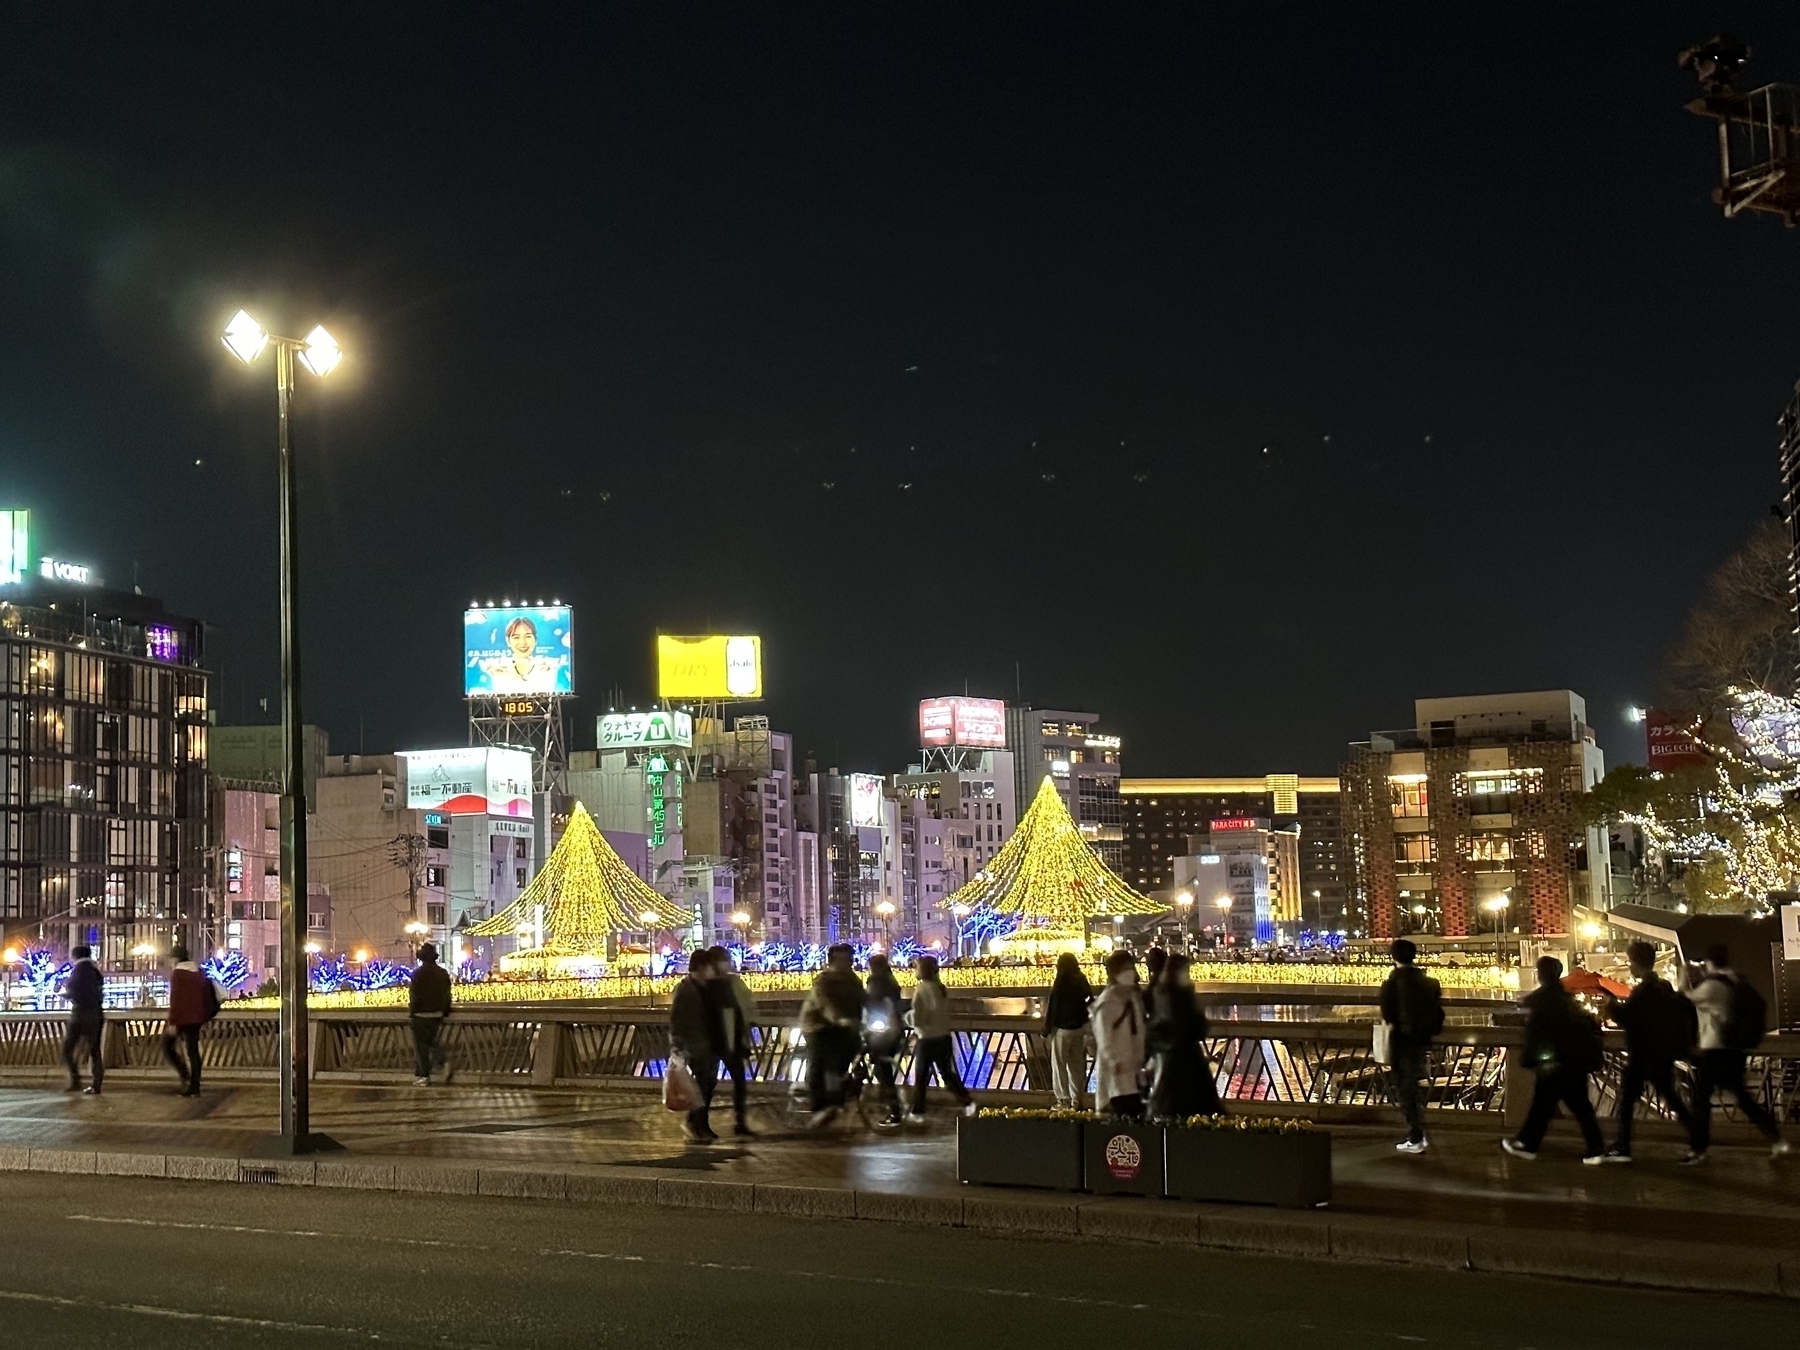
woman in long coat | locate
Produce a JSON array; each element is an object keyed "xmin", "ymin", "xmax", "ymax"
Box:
[{"xmin": 1089, "ymin": 949, "xmax": 1147, "ymax": 1118}]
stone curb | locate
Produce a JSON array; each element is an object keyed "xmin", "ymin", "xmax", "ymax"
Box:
[{"xmin": 1, "ymin": 1146, "xmax": 1793, "ymax": 1299}]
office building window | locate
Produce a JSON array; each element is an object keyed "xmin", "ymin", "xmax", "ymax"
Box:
[{"xmin": 1389, "ymin": 777, "xmax": 1428, "ymax": 818}]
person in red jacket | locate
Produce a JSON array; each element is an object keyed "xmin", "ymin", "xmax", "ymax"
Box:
[{"xmin": 162, "ymin": 945, "xmax": 218, "ymax": 1097}]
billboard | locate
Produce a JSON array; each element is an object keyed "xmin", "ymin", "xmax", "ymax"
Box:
[
  {"xmin": 657, "ymin": 634, "xmax": 762, "ymax": 699},
  {"xmin": 918, "ymin": 696, "xmax": 1007, "ymax": 749},
  {"xmin": 849, "ymin": 773, "xmax": 885, "ymax": 828},
  {"xmin": 598, "ymin": 710, "xmax": 694, "ymax": 749},
  {"xmin": 401, "ymin": 747, "xmax": 533, "ymax": 817},
  {"xmin": 0, "ymin": 509, "xmax": 26, "ymax": 586},
  {"xmin": 1645, "ymin": 708, "xmax": 1707, "ymax": 771},
  {"xmin": 464, "ymin": 606, "xmax": 572, "ymax": 697}
]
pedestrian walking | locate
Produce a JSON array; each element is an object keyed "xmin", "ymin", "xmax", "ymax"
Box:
[
  {"xmin": 1502, "ymin": 956, "xmax": 1605, "ymax": 1164},
  {"xmin": 1044, "ymin": 952, "xmax": 1093, "ymax": 1110},
  {"xmin": 1147, "ymin": 953, "xmax": 1222, "ymax": 1120},
  {"xmin": 1683, "ymin": 943, "xmax": 1788, "ymax": 1163},
  {"xmin": 906, "ymin": 954, "xmax": 973, "ymax": 1119},
  {"xmin": 799, "ymin": 943, "xmax": 864, "ymax": 1126},
  {"xmin": 1090, "ymin": 949, "xmax": 1147, "ymax": 1119},
  {"xmin": 408, "ymin": 942, "xmax": 454, "ymax": 1086},
  {"xmin": 707, "ymin": 945, "xmax": 756, "ymax": 1138},
  {"xmin": 161, "ymin": 944, "xmax": 219, "ymax": 1097},
  {"xmin": 669, "ymin": 948, "xmax": 723, "ymax": 1142},
  {"xmin": 1379, "ymin": 938, "xmax": 1444, "ymax": 1154},
  {"xmin": 1601, "ymin": 940, "xmax": 1696, "ymax": 1161},
  {"xmin": 61, "ymin": 945, "xmax": 105, "ymax": 1095},
  {"xmin": 863, "ymin": 953, "xmax": 905, "ymax": 1125}
]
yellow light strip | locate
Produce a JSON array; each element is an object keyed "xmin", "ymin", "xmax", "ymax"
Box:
[{"xmin": 1120, "ymin": 777, "xmax": 1340, "ymax": 795}]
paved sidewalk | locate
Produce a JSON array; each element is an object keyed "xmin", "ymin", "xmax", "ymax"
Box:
[{"xmin": 1, "ymin": 1081, "xmax": 1796, "ymax": 1297}]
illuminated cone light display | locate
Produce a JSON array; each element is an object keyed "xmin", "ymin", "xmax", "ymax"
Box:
[
  {"xmin": 945, "ymin": 775, "xmax": 1165, "ymax": 954},
  {"xmin": 467, "ymin": 802, "xmax": 690, "ymax": 975}
]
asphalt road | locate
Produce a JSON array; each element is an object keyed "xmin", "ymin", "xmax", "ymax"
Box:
[{"xmin": 0, "ymin": 1173, "xmax": 1789, "ymax": 1349}]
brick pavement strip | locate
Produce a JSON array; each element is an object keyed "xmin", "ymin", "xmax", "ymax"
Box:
[{"xmin": 6, "ymin": 1145, "xmax": 1792, "ymax": 1299}]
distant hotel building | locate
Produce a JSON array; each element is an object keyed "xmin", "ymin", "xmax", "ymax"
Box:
[
  {"xmin": 1122, "ymin": 776, "xmax": 1345, "ymax": 933},
  {"xmin": 1005, "ymin": 707, "xmax": 1123, "ymax": 869},
  {"xmin": 1340, "ymin": 691, "xmax": 1607, "ymax": 941}
]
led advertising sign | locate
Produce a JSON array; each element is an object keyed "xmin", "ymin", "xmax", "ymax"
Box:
[
  {"xmin": 918, "ymin": 696, "xmax": 1007, "ymax": 749},
  {"xmin": 1209, "ymin": 818, "xmax": 1259, "ymax": 832},
  {"xmin": 656, "ymin": 634, "xmax": 763, "ymax": 699},
  {"xmin": 849, "ymin": 773, "xmax": 885, "ymax": 828},
  {"xmin": 38, "ymin": 557, "xmax": 93, "ymax": 584},
  {"xmin": 464, "ymin": 606, "xmax": 573, "ymax": 698},
  {"xmin": 0, "ymin": 510, "xmax": 26, "ymax": 586},
  {"xmin": 598, "ymin": 710, "xmax": 694, "ymax": 749},
  {"xmin": 1645, "ymin": 708, "xmax": 1707, "ymax": 771},
  {"xmin": 401, "ymin": 747, "xmax": 534, "ymax": 817}
]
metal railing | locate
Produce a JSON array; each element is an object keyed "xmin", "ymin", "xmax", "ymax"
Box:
[{"xmin": 1, "ymin": 1007, "xmax": 1794, "ymax": 1132}]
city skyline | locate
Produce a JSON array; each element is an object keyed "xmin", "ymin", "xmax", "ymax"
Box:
[{"xmin": 8, "ymin": 9, "xmax": 1800, "ymax": 778}]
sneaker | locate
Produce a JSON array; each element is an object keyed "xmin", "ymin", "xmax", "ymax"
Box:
[
  {"xmin": 1500, "ymin": 1138, "xmax": 1536, "ymax": 1160},
  {"xmin": 82, "ymin": 1086, "xmax": 101, "ymax": 1096},
  {"xmin": 1395, "ymin": 1138, "xmax": 1428, "ymax": 1155},
  {"xmin": 1581, "ymin": 1154, "xmax": 1606, "ymax": 1166},
  {"xmin": 1680, "ymin": 1148, "xmax": 1708, "ymax": 1166},
  {"xmin": 413, "ymin": 1076, "xmax": 431, "ymax": 1087},
  {"xmin": 960, "ymin": 1100, "xmax": 979, "ymax": 1117},
  {"xmin": 1771, "ymin": 1139, "xmax": 1791, "ymax": 1160},
  {"xmin": 904, "ymin": 1111, "xmax": 927, "ymax": 1125},
  {"xmin": 1601, "ymin": 1149, "xmax": 1632, "ymax": 1163}
]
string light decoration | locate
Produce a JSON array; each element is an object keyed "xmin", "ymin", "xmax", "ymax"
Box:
[
  {"xmin": 466, "ymin": 801, "xmax": 691, "ymax": 969},
  {"xmin": 943, "ymin": 776, "xmax": 1165, "ymax": 941}
]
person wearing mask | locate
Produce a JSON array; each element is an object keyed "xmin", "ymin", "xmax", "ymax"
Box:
[
  {"xmin": 1602, "ymin": 941, "xmax": 1696, "ymax": 1162},
  {"xmin": 906, "ymin": 955, "xmax": 973, "ymax": 1119},
  {"xmin": 800, "ymin": 944, "xmax": 864, "ymax": 1126},
  {"xmin": 162, "ymin": 944, "xmax": 219, "ymax": 1098},
  {"xmin": 408, "ymin": 942, "xmax": 454, "ymax": 1086},
  {"xmin": 1090, "ymin": 949, "xmax": 1147, "ymax": 1118},
  {"xmin": 1147, "ymin": 953, "xmax": 1222, "ymax": 1120},
  {"xmin": 669, "ymin": 949, "xmax": 723, "ymax": 1142},
  {"xmin": 1502, "ymin": 957, "xmax": 1605, "ymax": 1164},
  {"xmin": 1378, "ymin": 938, "xmax": 1444, "ymax": 1155},
  {"xmin": 707, "ymin": 946, "xmax": 756, "ymax": 1138},
  {"xmin": 1044, "ymin": 952, "xmax": 1093, "ymax": 1110},
  {"xmin": 1683, "ymin": 944, "xmax": 1788, "ymax": 1163},
  {"xmin": 61, "ymin": 945, "xmax": 105, "ymax": 1095},
  {"xmin": 863, "ymin": 953, "xmax": 905, "ymax": 1126}
]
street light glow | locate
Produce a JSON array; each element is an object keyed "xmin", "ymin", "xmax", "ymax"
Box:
[
  {"xmin": 222, "ymin": 309, "xmax": 268, "ymax": 364},
  {"xmin": 638, "ymin": 910, "xmax": 659, "ymax": 925},
  {"xmin": 297, "ymin": 324, "xmax": 342, "ymax": 376}
]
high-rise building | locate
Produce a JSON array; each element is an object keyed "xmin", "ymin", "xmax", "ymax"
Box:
[
  {"xmin": 0, "ymin": 570, "xmax": 209, "ymax": 967},
  {"xmin": 1121, "ymin": 776, "xmax": 1345, "ymax": 930},
  {"xmin": 1170, "ymin": 819, "xmax": 1302, "ymax": 946},
  {"xmin": 891, "ymin": 750, "xmax": 1016, "ymax": 937},
  {"xmin": 1340, "ymin": 691, "xmax": 1607, "ymax": 941},
  {"xmin": 1004, "ymin": 707, "xmax": 1123, "ymax": 869},
  {"xmin": 681, "ymin": 717, "xmax": 802, "ymax": 942}
]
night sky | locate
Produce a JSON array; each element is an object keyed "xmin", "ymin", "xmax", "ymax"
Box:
[{"xmin": 4, "ymin": 6, "xmax": 1800, "ymax": 778}]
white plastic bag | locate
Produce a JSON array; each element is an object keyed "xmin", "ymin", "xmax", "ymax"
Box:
[
  {"xmin": 663, "ymin": 1053, "xmax": 703, "ymax": 1112},
  {"xmin": 1371, "ymin": 1021, "xmax": 1393, "ymax": 1068}
]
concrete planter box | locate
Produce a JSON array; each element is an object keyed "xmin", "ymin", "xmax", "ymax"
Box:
[
  {"xmin": 956, "ymin": 1116, "xmax": 1084, "ymax": 1191},
  {"xmin": 1163, "ymin": 1128, "xmax": 1332, "ymax": 1209},
  {"xmin": 1083, "ymin": 1120, "xmax": 1165, "ymax": 1197}
]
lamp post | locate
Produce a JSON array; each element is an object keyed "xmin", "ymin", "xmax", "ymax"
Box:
[
  {"xmin": 1174, "ymin": 891, "xmax": 1194, "ymax": 953},
  {"xmin": 1215, "ymin": 895, "xmax": 1232, "ymax": 951},
  {"xmin": 1483, "ymin": 895, "xmax": 1511, "ymax": 966},
  {"xmin": 730, "ymin": 909, "xmax": 750, "ymax": 947},
  {"xmin": 951, "ymin": 902, "xmax": 970, "ymax": 961},
  {"xmin": 224, "ymin": 309, "xmax": 342, "ymax": 1156},
  {"xmin": 875, "ymin": 899, "xmax": 896, "ymax": 949},
  {"xmin": 403, "ymin": 920, "xmax": 429, "ymax": 957}
]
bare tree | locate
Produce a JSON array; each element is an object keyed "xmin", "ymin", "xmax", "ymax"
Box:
[{"xmin": 1662, "ymin": 520, "xmax": 1796, "ymax": 711}]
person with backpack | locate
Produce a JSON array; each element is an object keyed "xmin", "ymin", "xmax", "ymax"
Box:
[
  {"xmin": 1378, "ymin": 938, "xmax": 1444, "ymax": 1154},
  {"xmin": 1601, "ymin": 940, "xmax": 1695, "ymax": 1162},
  {"xmin": 161, "ymin": 944, "xmax": 221, "ymax": 1097},
  {"xmin": 1502, "ymin": 956, "xmax": 1605, "ymax": 1164},
  {"xmin": 1683, "ymin": 944, "xmax": 1788, "ymax": 1162}
]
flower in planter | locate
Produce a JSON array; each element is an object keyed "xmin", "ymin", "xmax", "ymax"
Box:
[
  {"xmin": 1174, "ymin": 1113, "xmax": 1316, "ymax": 1134},
  {"xmin": 974, "ymin": 1106, "xmax": 1091, "ymax": 1121}
]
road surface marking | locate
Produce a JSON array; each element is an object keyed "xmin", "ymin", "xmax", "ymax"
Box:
[{"xmin": 0, "ymin": 1285, "xmax": 495, "ymax": 1345}]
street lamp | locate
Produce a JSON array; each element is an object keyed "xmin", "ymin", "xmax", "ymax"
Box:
[
  {"xmin": 1215, "ymin": 895, "xmax": 1232, "ymax": 950},
  {"xmin": 223, "ymin": 308, "xmax": 343, "ymax": 1156},
  {"xmin": 951, "ymin": 902, "xmax": 970, "ymax": 960},
  {"xmin": 730, "ymin": 910, "xmax": 750, "ymax": 945},
  {"xmin": 403, "ymin": 920, "xmax": 429, "ymax": 956},
  {"xmin": 1483, "ymin": 895, "xmax": 1511, "ymax": 965},
  {"xmin": 1174, "ymin": 891, "xmax": 1194, "ymax": 953},
  {"xmin": 875, "ymin": 899, "xmax": 896, "ymax": 948}
]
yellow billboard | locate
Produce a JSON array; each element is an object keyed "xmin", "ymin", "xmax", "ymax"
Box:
[{"xmin": 657, "ymin": 634, "xmax": 763, "ymax": 699}]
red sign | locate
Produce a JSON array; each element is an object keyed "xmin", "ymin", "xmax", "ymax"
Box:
[
  {"xmin": 1645, "ymin": 709, "xmax": 1706, "ymax": 770},
  {"xmin": 1103, "ymin": 1132, "xmax": 1142, "ymax": 1180},
  {"xmin": 1209, "ymin": 817, "xmax": 1258, "ymax": 832},
  {"xmin": 919, "ymin": 696, "xmax": 1007, "ymax": 749}
]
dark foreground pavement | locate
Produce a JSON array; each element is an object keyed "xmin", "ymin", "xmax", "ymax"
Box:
[{"xmin": 0, "ymin": 1170, "xmax": 1795, "ymax": 1350}]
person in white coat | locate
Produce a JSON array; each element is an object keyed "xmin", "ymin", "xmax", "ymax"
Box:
[{"xmin": 1088, "ymin": 949, "xmax": 1147, "ymax": 1118}]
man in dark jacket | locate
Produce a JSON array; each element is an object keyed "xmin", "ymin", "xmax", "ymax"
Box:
[
  {"xmin": 408, "ymin": 943, "xmax": 454, "ymax": 1086},
  {"xmin": 1603, "ymin": 940, "xmax": 1695, "ymax": 1161},
  {"xmin": 669, "ymin": 949, "xmax": 723, "ymax": 1142},
  {"xmin": 1378, "ymin": 938, "xmax": 1443, "ymax": 1154},
  {"xmin": 1503, "ymin": 956, "xmax": 1605, "ymax": 1164},
  {"xmin": 801, "ymin": 944, "xmax": 864, "ymax": 1123},
  {"xmin": 61, "ymin": 945, "xmax": 105, "ymax": 1095}
]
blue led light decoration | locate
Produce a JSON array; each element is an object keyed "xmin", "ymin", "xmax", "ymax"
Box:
[{"xmin": 201, "ymin": 950, "xmax": 255, "ymax": 992}]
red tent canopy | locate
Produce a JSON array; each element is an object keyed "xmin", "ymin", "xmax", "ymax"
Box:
[{"xmin": 1562, "ymin": 968, "xmax": 1631, "ymax": 999}]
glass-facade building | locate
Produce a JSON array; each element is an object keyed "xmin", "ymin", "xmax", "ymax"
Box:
[{"xmin": 0, "ymin": 582, "xmax": 209, "ymax": 967}]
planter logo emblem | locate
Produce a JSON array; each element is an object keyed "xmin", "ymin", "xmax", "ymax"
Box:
[{"xmin": 1104, "ymin": 1132, "xmax": 1142, "ymax": 1180}]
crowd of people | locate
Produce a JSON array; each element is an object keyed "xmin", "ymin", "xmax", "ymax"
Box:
[{"xmin": 1379, "ymin": 937, "xmax": 1790, "ymax": 1164}]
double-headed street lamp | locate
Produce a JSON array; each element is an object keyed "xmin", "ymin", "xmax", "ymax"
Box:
[{"xmin": 222, "ymin": 310, "xmax": 342, "ymax": 1156}]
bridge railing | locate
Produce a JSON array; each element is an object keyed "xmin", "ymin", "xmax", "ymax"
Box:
[{"xmin": 0, "ymin": 1007, "xmax": 1793, "ymax": 1132}]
